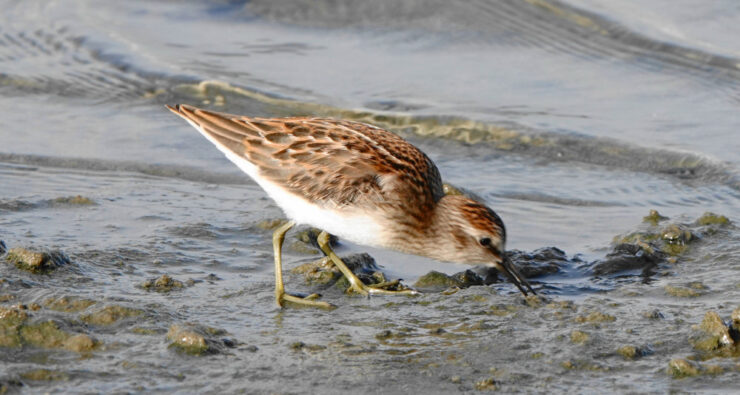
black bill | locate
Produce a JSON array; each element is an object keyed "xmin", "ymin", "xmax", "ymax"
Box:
[{"xmin": 497, "ymin": 254, "xmax": 536, "ymax": 296}]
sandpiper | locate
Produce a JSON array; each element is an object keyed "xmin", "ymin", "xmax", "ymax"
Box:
[{"xmin": 167, "ymin": 104, "xmax": 535, "ymax": 308}]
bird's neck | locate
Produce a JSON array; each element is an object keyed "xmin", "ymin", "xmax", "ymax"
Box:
[{"xmin": 386, "ymin": 195, "xmax": 468, "ymax": 262}]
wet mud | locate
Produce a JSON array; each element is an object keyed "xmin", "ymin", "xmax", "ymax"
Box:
[{"xmin": 1, "ymin": 190, "xmax": 739, "ymax": 393}]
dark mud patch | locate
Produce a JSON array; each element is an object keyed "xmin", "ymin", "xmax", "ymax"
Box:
[{"xmin": 590, "ymin": 210, "xmax": 733, "ymax": 281}]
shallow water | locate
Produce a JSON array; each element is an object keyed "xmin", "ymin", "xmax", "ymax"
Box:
[{"xmin": 1, "ymin": 0, "xmax": 739, "ymax": 393}]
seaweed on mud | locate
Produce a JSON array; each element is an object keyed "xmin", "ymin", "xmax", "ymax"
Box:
[
  {"xmin": 293, "ymin": 253, "xmax": 411, "ymax": 293},
  {"xmin": 0, "ymin": 305, "xmax": 98, "ymax": 352},
  {"xmin": 4, "ymin": 247, "xmax": 70, "ymax": 274},
  {"xmin": 0, "ymin": 195, "xmax": 95, "ymax": 212},
  {"xmin": 80, "ymin": 305, "xmax": 144, "ymax": 326},
  {"xmin": 141, "ymin": 274, "xmax": 185, "ymax": 292},
  {"xmin": 43, "ymin": 296, "xmax": 96, "ymax": 313},
  {"xmin": 414, "ymin": 270, "xmax": 480, "ymax": 293},
  {"xmin": 690, "ymin": 310, "xmax": 740, "ymax": 358},
  {"xmin": 591, "ymin": 210, "xmax": 733, "ymax": 278}
]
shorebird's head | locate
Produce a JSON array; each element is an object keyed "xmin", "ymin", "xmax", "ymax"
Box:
[{"xmin": 438, "ymin": 195, "xmax": 536, "ymax": 296}]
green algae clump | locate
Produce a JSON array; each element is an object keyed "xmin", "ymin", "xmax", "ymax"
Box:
[
  {"xmin": 141, "ymin": 274, "xmax": 185, "ymax": 292},
  {"xmin": 19, "ymin": 321, "xmax": 70, "ymax": 349},
  {"xmin": 292, "ymin": 256, "xmax": 341, "ymax": 286},
  {"xmin": 668, "ymin": 358, "xmax": 700, "ymax": 378},
  {"xmin": 692, "ymin": 311, "xmax": 735, "ymax": 353},
  {"xmin": 81, "ymin": 305, "xmax": 144, "ymax": 326},
  {"xmin": 643, "ymin": 209, "xmax": 668, "ymax": 225},
  {"xmin": 167, "ymin": 324, "xmax": 208, "ymax": 355},
  {"xmin": 575, "ymin": 311, "xmax": 616, "ymax": 324},
  {"xmin": 474, "ymin": 377, "xmax": 497, "ymax": 391},
  {"xmin": 570, "ymin": 330, "xmax": 589, "ymax": 344},
  {"xmin": 414, "ymin": 271, "xmax": 463, "ymax": 292},
  {"xmin": 1, "ymin": 306, "xmax": 97, "ymax": 352},
  {"xmin": 293, "ymin": 253, "xmax": 410, "ymax": 293},
  {"xmin": 5, "ymin": 248, "xmax": 69, "ymax": 273},
  {"xmin": 63, "ymin": 333, "xmax": 96, "ymax": 352},
  {"xmin": 20, "ymin": 369, "xmax": 69, "ymax": 381},
  {"xmin": 695, "ymin": 212, "xmax": 730, "ymax": 226},
  {"xmin": 732, "ymin": 307, "xmax": 740, "ymax": 330},
  {"xmin": 664, "ymin": 285, "xmax": 702, "ymax": 298},
  {"xmin": 0, "ymin": 306, "xmax": 29, "ymax": 348},
  {"xmin": 617, "ymin": 345, "xmax": 637, "ymax": 359},
  {"xmin": 43, "ymin": 296, "xmax": 96, "ymax": 313},
  {"xmin": 52, "ymin": 195, "xmax": 96, "ymax": 206}
]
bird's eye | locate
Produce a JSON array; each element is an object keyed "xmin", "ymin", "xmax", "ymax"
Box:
[{"xmin": 479, "ymin": 237, "xmax": 491, "ymax": 246}]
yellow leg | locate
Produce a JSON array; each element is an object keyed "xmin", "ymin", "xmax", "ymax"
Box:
[
  {"xmin": 273, "ymin": 221, "xmax": 335, "ymax": 309},
  {"xmin": 317, "ymin": 231, "xmax": 418, "ymax": 297}
]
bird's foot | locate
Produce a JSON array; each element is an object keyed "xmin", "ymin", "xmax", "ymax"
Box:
[
  {"xmin": 347, "ymin": 280, "xmax": 419, "ymax": 297},
  {"xmin": 277, "ymin": 292, "xmax": 336, "ymax": 310}
]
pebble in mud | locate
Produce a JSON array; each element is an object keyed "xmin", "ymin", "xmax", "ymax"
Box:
[{"xmin": 4, "ymin": 247, "xmax": 70, "ymax": 274}]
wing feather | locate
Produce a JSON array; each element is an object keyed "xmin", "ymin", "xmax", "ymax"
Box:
[{"xmin": 167, "ymin": 104, "xmax": 444, "ymax": 216}]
